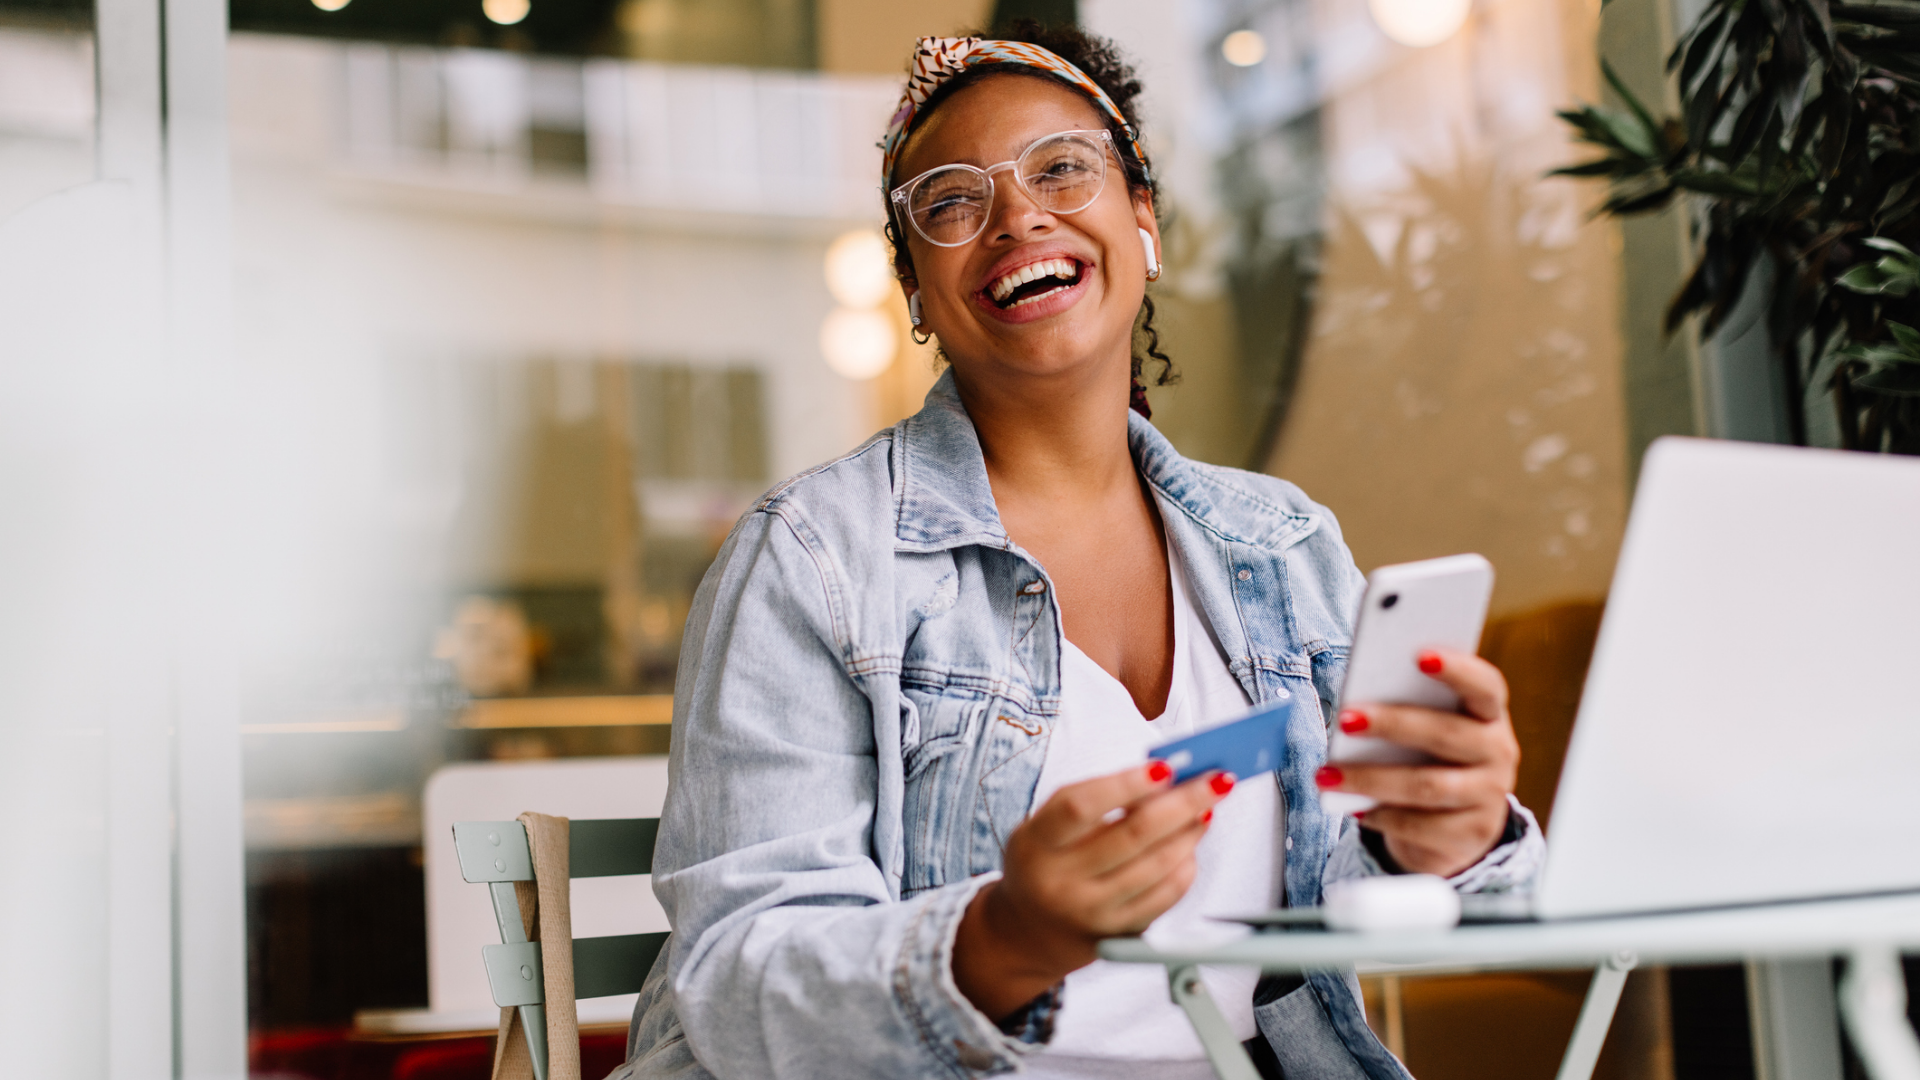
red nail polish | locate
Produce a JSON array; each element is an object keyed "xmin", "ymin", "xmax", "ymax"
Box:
[
  {"xmin": 1209, "ymin": 772, "xmax": 1236, "ymax": 796},
  {"xmin": 1417, "ymin": 651, "xmax": 1443, "ymax": 675},
  {"xmin": 1338, "ymin": 709, "xmax": 1369, "ymax": 734},
  {"xmin": 1147, "ymin": 760, "xmax": 1171, "ymax": 784},
  {"xmin": 1202, "ymin": 810, "xmax": 1214, "ymax": 824},
  {"xmin": 1353, "ymin": 810, "xmax": 1368, "ymax": 821},
  {"xmin": 1316, "ymin": 765, "xmax": 1344, "ymax": 788}
]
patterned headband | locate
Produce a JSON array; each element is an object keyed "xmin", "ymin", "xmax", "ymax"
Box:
[{"xmin": 879, "ymin": 36, "xmax": 1151, "ymax": 186}]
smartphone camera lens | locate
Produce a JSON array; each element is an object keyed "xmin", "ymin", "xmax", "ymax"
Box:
[{"xmin": 1381, "ymin": 593, "xmax": 1399, "ymax": 609}]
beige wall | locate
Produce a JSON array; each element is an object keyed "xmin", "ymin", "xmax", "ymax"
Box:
[
  {"xmin": 1266, "ymin": 0, "xmax": 1629, "ymax": 619},
  {"xmin": 818, "ymin": 0, "xmax": 995, "ymax": 75}
]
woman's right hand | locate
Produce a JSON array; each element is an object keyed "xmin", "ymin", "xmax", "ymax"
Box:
[{"xmin": 951, "ymin": 761, "xmax": 1233, "ymax": 1020}]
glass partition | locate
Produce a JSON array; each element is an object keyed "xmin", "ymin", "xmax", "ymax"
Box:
[
  {"xmin": 226, "ymin": 27, "xmax": 910, "ymax": 1037},
  {"xmin": 0, "ymin": 3, "xmax": 109, "ymax": 1076}
]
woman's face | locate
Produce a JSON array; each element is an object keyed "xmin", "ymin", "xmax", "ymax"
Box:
[{"xmin": 892, "ymin": 75, "xmax": 1158, "ymax": 391}]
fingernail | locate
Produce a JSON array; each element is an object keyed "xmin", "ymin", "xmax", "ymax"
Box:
[
  {"xmin": 1417, "ymin": 651, "xmax": 1443, "ymax": 675},
  {"xmin": 1209, "ymin": 772, "xmax": 1236, "ymax": 796},
  {"xmin": 1147, "ymin": 760, "xmax": 1171, "ymax": 784},
  {"xmin": 1338, "ymin": 709, "xmax": 1369, "ymax": 734},
  {"xmin": 1354, "ymin": 810, "xmax": 1368, "ymax": 820},
  {"xmin": 1315, "ymin": 765, "xmax": 1344, "ymax": 788},
  {"xmin": 1202, "ymin": 810, "xmax": 1214, "ymax": 824}
]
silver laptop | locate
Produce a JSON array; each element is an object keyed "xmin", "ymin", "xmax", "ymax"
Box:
[{"xmin": 1535, "ymin": 436, "xmax": 1920, "ymax": 919}]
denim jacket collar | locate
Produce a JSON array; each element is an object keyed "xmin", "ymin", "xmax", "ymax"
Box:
[
  {"xmin": 890, "ymin": 371, "xmax": 1011, "ymax": 553},
  {"xmin": 892, "ymin": 369, "xmax": 1322, "ymax": 555}
]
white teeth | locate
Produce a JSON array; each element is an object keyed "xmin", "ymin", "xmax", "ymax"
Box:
[{"xmin": 989, "ymin": 258, "xmax": 1079, "ymax": 303}]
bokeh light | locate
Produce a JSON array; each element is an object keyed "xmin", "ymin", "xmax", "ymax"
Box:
[
  {"xmin": 819, "ymin": 307, "xmax": 896, "ymax": 380},
  {"xmin": 1221, "ymin": 29, "xmax": 1267, "ymax": 67},
  {"xmin": 483, "ymin": 0, "xmax": 531, "ymax": 26},
  {"xmin": 824, "ymin": 229, "xmax": 894, "ymax": 309},
  {"xmin": 1368, "ymin": 0, "xmax": 1471, "ymax": 47}
]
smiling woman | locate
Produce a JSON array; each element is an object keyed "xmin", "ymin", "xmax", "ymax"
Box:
[
  {"xmin": 624, "ymin": 22, "xmax": 1542, "ymax": 1080},
  {"xmin": 881, "ymin": 28, "xmax": 1175, "ymax": 420}
]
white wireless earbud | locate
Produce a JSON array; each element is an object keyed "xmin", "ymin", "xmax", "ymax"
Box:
[
  {"xmin": 1139, "ymin": 227, "xmax": 1161, "ymax": 281},
  {"xmin": 908, "ymin": 292, "xmax": 922, "ymax": 326}
]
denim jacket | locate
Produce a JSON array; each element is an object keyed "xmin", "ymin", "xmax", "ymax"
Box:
[{"xmin": 622, "ymin": 372, "xmax": 1543, "ymax": 1080}]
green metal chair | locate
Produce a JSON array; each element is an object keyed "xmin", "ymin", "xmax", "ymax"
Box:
[{"xmin": 453, "ymin": 818, "xmax": 669, "ymax": 1080}]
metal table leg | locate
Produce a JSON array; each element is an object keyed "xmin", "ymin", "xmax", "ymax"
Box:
[
  {"xmin": 1746, "ymin": 957, "xmax": 1844, "ymax": 1080},
  {"xmin": 1840, "ymin": 946, "xmax": 1920, "ymax": 1080},
  {"xmin": 1168, "ymin": 964, "xmax": 1263, "ymax": 1080},
  {"xmin": 1554, "ymin": 951, "xmax": 1637, "ymax": 1080}
]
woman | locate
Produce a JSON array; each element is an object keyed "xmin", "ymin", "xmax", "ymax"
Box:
[{"xmin": 623, "ymin": 24, "xmax": 1542, "ymax": 1080}]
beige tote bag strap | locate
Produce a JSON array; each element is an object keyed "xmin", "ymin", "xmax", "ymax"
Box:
[{"xmin": 489, "ymin": 812, "xmax": 582, "ymax": 1080}]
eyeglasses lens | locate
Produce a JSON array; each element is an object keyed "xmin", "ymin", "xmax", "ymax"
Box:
[{"xmin": 907, "ymin": 133, "xmax": 1109, "ymax": 247}]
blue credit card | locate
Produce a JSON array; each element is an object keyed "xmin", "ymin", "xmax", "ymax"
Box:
[{"xmin": 1150, "ymin": 699, "xmax": 1293, "ymax": 785}]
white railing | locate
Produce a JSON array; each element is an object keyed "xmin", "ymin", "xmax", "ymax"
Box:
[{"xmin": 339, "ymin": 43, "xmax": 898, "ymax": 219}]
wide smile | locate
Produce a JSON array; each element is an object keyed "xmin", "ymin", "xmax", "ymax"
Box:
[{"xmin": 973, "ymin": 256, "xmax": 1092, "ymax": 324}]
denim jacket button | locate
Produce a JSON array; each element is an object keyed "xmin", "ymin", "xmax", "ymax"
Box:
[
  {"xmin": 1236, "ymin": 568, "xmax": 1252, "ymax": 581},
  {"xmin": 1286, "ymin": 836, "xmax": 1294, "ymax": 851}
]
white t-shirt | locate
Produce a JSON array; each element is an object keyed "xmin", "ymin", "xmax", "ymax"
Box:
[{"xmin": 1021, "ymin": 543, "xmax": 1283, "ymax": 1078}]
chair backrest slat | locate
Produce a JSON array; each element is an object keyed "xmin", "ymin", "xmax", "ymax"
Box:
[
  {"xmin": 572, "ymin": 932, "xmax": 669, "ymax": 1000},
  {"xmin": 453, "ymin": 821, "xmax": 534, "ymax": 883},
  {"xmin": 482, "ymin": 941, "xmax": 547, "ymax": 1007},
  {"xmin": 568, "ymin": 818, "xmax": 659, "ymax": 878}
]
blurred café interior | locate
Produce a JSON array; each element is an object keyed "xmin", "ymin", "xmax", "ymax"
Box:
[{"xmin": 0, "ymin": 0, "xmax": 1911, "ymax": 1077}]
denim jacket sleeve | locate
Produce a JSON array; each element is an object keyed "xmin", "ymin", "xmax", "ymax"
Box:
[
  {"xmin": 650, "ymin": 505, "xmax": 1037, "ymax": 1080},
  {"xmin": 1322, "ymin": 795, "xmax": 1546, "ymax": 892}
]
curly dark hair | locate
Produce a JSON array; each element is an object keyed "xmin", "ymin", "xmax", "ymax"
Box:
[{"xmin": 881, "ymin": 20, "xmax": 1176, "ymax": 414}]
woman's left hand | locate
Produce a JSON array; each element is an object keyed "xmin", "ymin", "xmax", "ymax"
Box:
[{"xmin": 1314, "ymin": 647, "xmax": 1520, "ymax": 878}]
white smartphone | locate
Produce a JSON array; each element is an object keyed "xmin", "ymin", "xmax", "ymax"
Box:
[{"xmin": 1322, "ymin": 553, "xmax": 1494, "ymax": 815}]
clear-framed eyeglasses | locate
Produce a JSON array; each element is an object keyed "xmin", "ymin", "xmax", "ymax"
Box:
[{"xmin": 889, "ymin": 129, "xmax": 1118, "ymax": 248}]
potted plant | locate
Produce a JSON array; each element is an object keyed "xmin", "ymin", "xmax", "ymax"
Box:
[{"xmin": 1554, "ymin": 0, "xmax": 1920, "ymax": 453}]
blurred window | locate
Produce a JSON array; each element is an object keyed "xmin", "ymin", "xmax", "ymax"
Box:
[
  {"xmin": 336, "ymin": 43, "xmax": 893, "ymax": 215},
  {"xmin": 229, "ymin": 23, "xmax": 896, "ymax": 1034},
  {"xmin": 228, "ymin": 0, "xmax": 817, "ymax": 68}
]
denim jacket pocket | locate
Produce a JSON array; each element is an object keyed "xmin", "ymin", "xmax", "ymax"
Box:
[{"xmin": 899, "ymin": 687, "xmax": 989, "ymax": 894}]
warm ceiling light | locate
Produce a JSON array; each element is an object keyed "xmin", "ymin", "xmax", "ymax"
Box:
[
  {"xmin": 483, "ymin": 0, "xmax": 530, "ymax": 25},
  {"xmin": 820, "ymin": 308, "xmax": 896, "ymax": 380},
  {"xmin": 1369, "ymin": 0, "xmax": 1471, "ymax": 47},
  {"xmin": 1221, "ymin": 29, "xmax": 1267, "ymax": 67},
  {"xmin": 311, "ymin": 0, "xmax": 350, "ymax": 10},
  {"xmin": 824, "ymin": 229, "xmax": 894, "ymax": 310}
]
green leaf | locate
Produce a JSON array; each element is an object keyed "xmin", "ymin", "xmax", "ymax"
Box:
[
  {"xmin": 1836, "ymin": 251, "xmax": 1920, "ymax": 296},
  {"xmin": 1607, "ymin": 186, "xmax": 1680, "ymax": 215},
  {"xmin": 1853, "ymin": 364, "xmax": 1920, "ymax": 396},
  {"xmin": 1595, "ymin": 108, "xmax": 1659, "ymax": 160},
  {"xmin": 1863, "ymin": 236, "xmax": 1916, "ymax": 258},
  {"xmin": 1678, "ymin": 5, "xmax": 1733, "ymax": 92},
  {"xmin": 1836, "ymin": 342, "xmax": 1916, "ymax": 366},
  {"xmin": 1599, "ymin": 59, "xmax": 1664, "ymax": 158},
  {"xmin": 1670, "ymin": 168, "xmax": 1762, "ymax": 196},
  {"xmin": 1836, "ymin": 264, "xmax": 1889, "ymax": 292},
  {"xmin": 1889, "ymin": 321, "xmax": 1920, "ymax": 352},
  {"xmin": 1549, "ymin": 158, "xmax": 1632, "ymax": 178}
]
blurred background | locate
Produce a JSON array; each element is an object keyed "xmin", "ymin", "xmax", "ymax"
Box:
[{"xmin": 1, "ymin": 0, "xmax": 1907, "ymax": 1076}]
